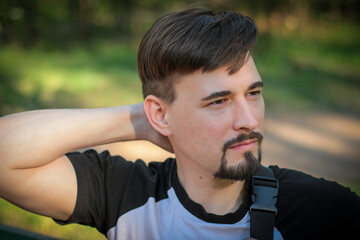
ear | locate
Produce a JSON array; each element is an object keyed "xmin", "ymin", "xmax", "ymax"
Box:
[{"xmin": 143, "ymin": 95, "xmax": 172, "ymax": 136}]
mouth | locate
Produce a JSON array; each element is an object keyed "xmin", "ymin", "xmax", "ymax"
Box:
[
  {"xmin": 222, "ymin": 132, "xmax": 263, "ymax": 153},
  {"xmin": 228, "ymin": 139, "xmax": 258, "ymax": 152}
]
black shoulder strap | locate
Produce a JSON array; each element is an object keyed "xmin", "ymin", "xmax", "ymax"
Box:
[{"xmin": 250, "ymin": 166, "xmax": 279, "ymax": 240}]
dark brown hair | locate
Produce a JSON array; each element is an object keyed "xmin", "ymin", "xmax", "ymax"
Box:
[{"xmin": 138, "ymin": 8, "xmax": 258, "ymax": 103}]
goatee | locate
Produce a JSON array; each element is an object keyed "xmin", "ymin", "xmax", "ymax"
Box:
[{"xmin": 214, "ymin": 131, "xmax": 263, "ymax": 181}]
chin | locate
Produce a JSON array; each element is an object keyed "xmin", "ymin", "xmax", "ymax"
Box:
[{"xmin": 214, "ymin": 150, "xmax": 261, "ymax": 181}]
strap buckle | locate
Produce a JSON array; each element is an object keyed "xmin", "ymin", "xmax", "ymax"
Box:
[{"xmin": 250, "ymin": 176, "xmax": 279, "ymax": 214}]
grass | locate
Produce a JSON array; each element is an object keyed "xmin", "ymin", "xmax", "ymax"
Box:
[
  {"xmin": 0, "ymin": 39, "xmax": 142, "ymax": 115},
  {"xmin": 0, "ymin": 198, "xmax": 105, "ymax": 239},
  {"xmin": 0, "ymin": 21, "xmax": 359, "ymax": 239}
]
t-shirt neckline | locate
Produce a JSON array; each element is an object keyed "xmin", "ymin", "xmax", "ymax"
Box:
[{"xmin": 170, "ymin": 160, "xmax": 251, "ymax": 224}]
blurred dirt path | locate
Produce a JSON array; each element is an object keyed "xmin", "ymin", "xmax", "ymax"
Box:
[
  {"xmin": 95, "ymin": 111, "xmax": 360, "ymax": 185},
  {"xmin": 262, "ymin": 112, "xmax": 360, "ymax": 185}
]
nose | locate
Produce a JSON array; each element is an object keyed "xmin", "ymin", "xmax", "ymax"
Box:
[{"xmin": 233, "ymin": 99, "xmax": 258, "ymax": 132}]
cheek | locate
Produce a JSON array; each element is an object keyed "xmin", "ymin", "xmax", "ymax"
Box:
[
  {"xmin": 171, "ymin": 112, "xmax": 227, "ymax": 151},
  {"xmin": 251, "ymin": 98, "xmax": 265, "ymax": 132},
  {"xmin": 255, "ymin": 110, "xmax": 264, "ymax": 131}
]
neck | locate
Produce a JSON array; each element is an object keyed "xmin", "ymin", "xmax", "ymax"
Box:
[{"xmin": 176, "ymin": 160, "xmax": 247, "ymax": 215}]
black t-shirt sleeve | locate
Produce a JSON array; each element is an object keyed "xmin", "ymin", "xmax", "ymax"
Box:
[
  {"xmin": 54, "ymin": 150, "xmax": 173, "ymax": 235},
  {"xmin": 271, "ymin": 166, "xmax": 360, "ymax": 239},
  {"xmin": 54, "ymin": 150, "xmax": 135, "ymax": 234}
]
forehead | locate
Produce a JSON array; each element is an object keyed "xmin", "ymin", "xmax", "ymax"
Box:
[{"xmin": 173, "ymin": 57, "xmax": 261, "ymax": 100}]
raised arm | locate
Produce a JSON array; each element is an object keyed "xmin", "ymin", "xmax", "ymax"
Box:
[{"xmin": 0, "ymin": 103, "xmax": 169, "ymax": 221}]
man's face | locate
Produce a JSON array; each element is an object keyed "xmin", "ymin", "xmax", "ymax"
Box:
[{"xmin": 167, "ymin": 57, "xmax": 265, "ymax": 181}]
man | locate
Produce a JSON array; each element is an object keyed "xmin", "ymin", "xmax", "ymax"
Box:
[{"xmin": 0, "ymin": 8, "xmax": 359, "ymax": 240}]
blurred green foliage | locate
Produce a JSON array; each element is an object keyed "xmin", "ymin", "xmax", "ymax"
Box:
[
  {"xmin": 0, "ymin": 0, "xmax": 359, "ymax": 117},
  {"xmin": 0, "ymin": 198, "xmax": 106, "ymax": 239},
  {"xmin": 1, "ymin": 23, "xmax": 359, "ymax": 116},
  {"xmin": 254, "ymin": 23, "xmax": 360, "ymax": 115},
  {"xmin": 1, "ymin": 0, "xmax": 359, "ymax": 48},
  {"xmin": 0, "ymin": 0, "xmax": 359, "ymax": 239},
  {"xmin": 0, "ymin": 40, "xmax": 141, "ymax": 115}
]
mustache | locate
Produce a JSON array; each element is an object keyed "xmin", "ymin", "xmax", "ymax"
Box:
[{"xmin": 222, "ymin": 131, "xmax": 263, "ymax": 153}]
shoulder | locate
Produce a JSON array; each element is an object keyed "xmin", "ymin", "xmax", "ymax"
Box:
[
  {"xmin": 67, "ymin": 150, "xmax": 176, "ymax": 194},
  {"xmin": 67, "ymin": 149, "xmax": 175, "ymax": 177},
  {"xmin": 269, "ymin": 165, "xmax": 358, "ymax": 201},
  {"xmin": 65, "ymin": 150, "xmax": 176, "ymax": 233},
  {"xmin": 269, "ymin": 166, "xmax": 360, "ymax": 239}
]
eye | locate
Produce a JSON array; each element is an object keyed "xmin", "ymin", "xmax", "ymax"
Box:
[
  {"xmin": 246, "ymin": 90, "xmax": 261, "ymax": 99},
  {"xmin": 208, "ymin": 98, "xmax": 230, "ymax": 108},
  {"xmin": 211, "ymin": 99, "xmax": 227, "ymax": 105}
]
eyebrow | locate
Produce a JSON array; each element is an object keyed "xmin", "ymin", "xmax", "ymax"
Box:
[
  {"xmin": 247, "ymin": 81, "xmax": 264, "ymax": 91},
  {"xmin": 200, "ymin": 81, "xmax": 264, "ymax": 102},
  {"xmin": 201, "ymin": 90, "xmax": 232, "ymax": 101}
]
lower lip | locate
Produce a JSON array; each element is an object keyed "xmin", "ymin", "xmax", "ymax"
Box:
[{"xmin": 228, "ymin": 141, "xmax": 256, "ymax": 151}]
